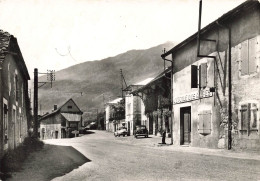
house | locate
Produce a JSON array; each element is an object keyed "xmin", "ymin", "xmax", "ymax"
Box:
[
  {"xmin": 0, "ymin": 30, "xmax": 31, "ymax": 158},
  {"xmin": 132, "ymin": 71, "xmax": 172, "ymax": 137},
  {"xmin": 105, "ymin": 97, "xmax": 124, "ymax": 132},
  {"xmin": 161, "ymin": 0, "xmax": 260, "ymax": 150},
  {"xmin": 39, "ymin": 98, "xmax": 83, "ymax": 139},
  {"xmin": 125, "ymin": 78, "xmax": 153, "ymax": 135}
]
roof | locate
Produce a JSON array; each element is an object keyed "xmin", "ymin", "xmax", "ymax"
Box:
[
  {"xmin": 39, "ymin": 98, "xmax": 82, "ymax": 120},
  {"xmin": 124, "ymin": 77, "xmax": 154, "ymax": 91},
  {"xmin": 135, "ymin": 78, "xmax": 154, "ymax": 85},
  {"xmin": 132, "ymin": 66, "xmax": 171, "ymax": 94},
  {"xmin": 61, "ymin": 113, "xmax": 82, "ymax": 122},
  {"xmin": 108, "ymin": 98, "xmax": 123, "ymax": 104},
  {"xmin": 0, "ymin": 30, "xmax": 30, "ymax": 80},
  {"xmin": 161, "ymin": 0, "xmax": 259, "ymax": 58}
]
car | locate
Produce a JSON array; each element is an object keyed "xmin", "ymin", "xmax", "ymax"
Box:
[
  {"xmin": 114, "ymin": 127, "xmax": 128, "ymax": 137},
  {"xmin": 135, "ymin": 125, "xmax": 148, "ymax": 138}
]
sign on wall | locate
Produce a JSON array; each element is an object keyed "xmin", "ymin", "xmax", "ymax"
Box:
[{"xmin": 173, "ymin": 89, "xmax": 213, "ymax": 104}]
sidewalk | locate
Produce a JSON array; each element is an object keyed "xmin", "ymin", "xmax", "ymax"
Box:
[{"xmin": 111, "ymin": 131, "xmax": 260, "ymax": 161}]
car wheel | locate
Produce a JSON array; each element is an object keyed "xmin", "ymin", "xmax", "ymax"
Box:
[{"xmin": 123, "ymin": 135, "xmax": 125, "ymax": 137}]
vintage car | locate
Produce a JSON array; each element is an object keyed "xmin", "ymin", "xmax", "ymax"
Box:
[
  {"xmin": 135, "ymin": 125, "xmax": 148, "ymax": 138},
  {"xmin": 114, "ymin": 127, "xmax": 128, "ymax": 137}
]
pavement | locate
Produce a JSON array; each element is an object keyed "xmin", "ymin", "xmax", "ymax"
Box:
[{"xmin": 108, "ymin": 131, "xmax": 260, "ymax": 161}]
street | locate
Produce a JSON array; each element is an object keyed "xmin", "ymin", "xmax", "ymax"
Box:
[{"xmin": 41, "ymin": 131, "xmax": 260, "ymax": 181}]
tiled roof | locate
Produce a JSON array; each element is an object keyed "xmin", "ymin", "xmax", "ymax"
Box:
[{"xmin": 61, "ymin": 113, "xmax": 82, "ymax": 122}]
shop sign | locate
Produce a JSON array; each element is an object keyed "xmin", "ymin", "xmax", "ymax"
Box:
[{"xmin": 173, "ymin": 89, "xmax": 213, "ymax": 104}]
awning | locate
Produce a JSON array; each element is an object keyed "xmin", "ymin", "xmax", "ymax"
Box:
[{"xmin": 61, "ymin": 113, "xmax": 82, "ymax": 122}]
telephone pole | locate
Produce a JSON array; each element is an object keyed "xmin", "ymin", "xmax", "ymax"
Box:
[{"xmin": 33, "ymin": 68, "xmax": 38, "ymax": 137}]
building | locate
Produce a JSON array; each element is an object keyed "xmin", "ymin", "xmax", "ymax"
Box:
[
  {"xmin": 125, "ymin": 78, "xmax": 153, "ymax": 135},
  {"xmin": 161, "ymin": 0, "xmax": 260, "ymax": 150},
  {"xmin": 105, "ymin": 98, "xmax": 124, "ymax": 132},
  {"xmin": 39, "ymin": 98, "xmax": 83, "ymax": 139},
  {"xmin": 0, "ymin": 30, "xmax": 31, "ymax": 157},
  {"xmin": 132, "ymin": 71, "xmax": 172, "ymax": 137}
]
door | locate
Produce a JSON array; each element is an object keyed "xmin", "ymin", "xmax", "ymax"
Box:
[
  {"xmin": 3, "ymin": 104, "xmax": 8, "ymax": 150},
  {"xmin": 180, "ymin": 107, "xmax": 191, "ymax": 145},
  {"xmin": 149, "ymin": 114, "xmax": 153, "ymax": 134}
]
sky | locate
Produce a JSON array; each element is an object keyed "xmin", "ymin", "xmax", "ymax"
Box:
[{"xmin": 0, "ymin": 0, "xmax": 246, "ymax": 78}]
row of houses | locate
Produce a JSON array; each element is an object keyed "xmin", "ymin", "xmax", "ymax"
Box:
[
  {"xmin": 105, "ymin": 0, "xmax": 260, "ymax": 150},
  {"xmin": 0, "ymin": 30, "xmax": 31, "ymax": 158}
]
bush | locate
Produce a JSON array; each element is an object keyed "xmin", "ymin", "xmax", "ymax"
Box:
[{"xmin": 0, "ymin": 136, "xmax": 44, "ymax": 179}]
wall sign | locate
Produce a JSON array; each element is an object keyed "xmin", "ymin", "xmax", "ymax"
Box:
[{"xmin": 173, "ymin": 89, "xmax": 213, "ymax": 104}]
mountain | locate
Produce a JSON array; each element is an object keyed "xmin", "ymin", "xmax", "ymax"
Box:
[{"xmin": 38, "ymin": 42, "xmax": 174, "ymax": 119}]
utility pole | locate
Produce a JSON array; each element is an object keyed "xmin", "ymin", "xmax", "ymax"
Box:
[
  {"xmin": 33, "ymin": 68, "xmax": 55, "ymax": 138},
  {"xmin": 120, "ymin": 69, "xmax": 123, "ymax": 98},
  {"xmin": 33, "ymin": 68, "xmax": 38, "ymax": 138}
]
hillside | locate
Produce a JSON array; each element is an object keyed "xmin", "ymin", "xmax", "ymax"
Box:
[{"xmin": 38, "ymin": 42, "xmax": 174, "ymax": 119}]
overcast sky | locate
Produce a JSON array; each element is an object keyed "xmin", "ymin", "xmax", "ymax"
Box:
[{"xmin": 0, "ymin": 0, "xmax": 245, "ymax": 77}]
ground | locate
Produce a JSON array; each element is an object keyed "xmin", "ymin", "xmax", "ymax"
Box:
[{"xmin": 7, "ymin": 130, "xmax": 260, "ymax": 181}]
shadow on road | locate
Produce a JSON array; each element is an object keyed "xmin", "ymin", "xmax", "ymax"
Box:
[{"xmin": 8, "ymin": 144, "xmax": 91, "ymax": 181}]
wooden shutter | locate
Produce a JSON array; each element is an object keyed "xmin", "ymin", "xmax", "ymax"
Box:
[
  {"xmin": 191, "ymin": 65, "xmax": 198, "ymax": 88},
  {"xmin": 198, "ymin": 113, "xmax": 204, "ymax": 134},
  {"xmin": 241, "ymin": 41, "xmax": 249, "ymax": 75},
  {"xmin": 198, "ymin": 110, "xmax": 211, "ymax": 134},
  {"xmin": 199, "ymin": 63, "xmax": 207, "ymax": 88},
  {"xmin": 248, "ymin": 38, "xmax": 257, "ymax": 74},
  {"xmin": 203, "ymin": 110, "xmax": 211, "ymax": 134},
  {"xmin": 251, "ymin": 103, "xmax": 258, "ymax": 129},
  {"xmin": 240, "ymin": 104, "xmax": 248, "ymax": 130}
]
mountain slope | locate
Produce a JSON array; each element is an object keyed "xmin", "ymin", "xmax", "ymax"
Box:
[{"xmin": 38, "ymin": 42, "xmax": 174, "ymax": 118}]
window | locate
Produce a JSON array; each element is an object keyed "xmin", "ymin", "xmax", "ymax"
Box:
[
  {"xmin": 191, "ymin": 65, "xmax": 198, "ymax": 88},
  {"xmin": 240, "ymin": 38, "xmax": 257, "ymax": 76},
  {"xmin": 198, "ymin": 110, "xmax": 211, "ymax": 135},
  {"xmin": 15, "ymin": 75, "xmax": 19, "ymax": 101},
  {"xmin": 4, "ymin": 104, "xmax": 8, "ymax": 145},
  {"xmin": 239, "ymin": 103, "xmax": 258, "ymax": 134},
  {"xmin": 67, "ymin": 106, "xmax": 72, "ymax": 109}
]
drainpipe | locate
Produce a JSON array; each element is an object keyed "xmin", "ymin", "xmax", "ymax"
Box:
[
  {"xmin": 161, "ymin": 57, "xmax": 173, "ymax": 145},
  {"xmin": 216, "ymin": 21, "xmax": 232, "ymax": 150},
  {"xmin": 0, "ymin": 62, "xmax": 3, "ymax": 157}
]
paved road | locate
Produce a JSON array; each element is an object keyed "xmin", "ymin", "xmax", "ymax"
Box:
[{"xmin": 45, "ymin": 131, "xmax": 260, "ymax": 181}]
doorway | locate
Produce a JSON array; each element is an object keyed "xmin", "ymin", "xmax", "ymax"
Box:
[{"xmin": 180, "ymin": 107, "xmax": 191, "ymax": 145}]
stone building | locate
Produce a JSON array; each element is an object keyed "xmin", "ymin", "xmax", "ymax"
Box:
[
  {"xmin": 105, "ymin": 98, "xmax": 124, "ymax": 132},
  {"xmin": 39, "ymin": 99, "xmax": 83, "ymax": 139},
  {"xmin": 132, "ymin": 70, "xmax": 172, "ymax": 137},
  {"xmin": 0, "ymin": 30, "xmax": 31, "ymax": 158},
  {"xmin": 125, "ymin": 78, "xmax": 153, "ymax": 135},
  {"xmin": 161, "ymin": 0, "xmax": 260, "ymax": 150}
]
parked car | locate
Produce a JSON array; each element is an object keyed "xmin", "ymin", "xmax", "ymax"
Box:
[
  {"xmin": 135, "ymin": 125, "xmax": 148, "ymax": 138},
  {"xmin": 114, "ymin": 127, "xmax": 128, "ymax": 137}
]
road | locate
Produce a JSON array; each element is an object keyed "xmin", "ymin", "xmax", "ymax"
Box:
[{"xmin": 44, "ymin": 130, "xmax": 260, "ymax": 181}]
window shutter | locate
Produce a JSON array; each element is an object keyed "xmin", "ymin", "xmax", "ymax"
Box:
[
  {"xmin": 191, "ymin": 65, "xmax": 198, "ymax": 88},
  {"xmin": 198, "ymin": 113, "xmax": 204, "ymax": 134},
  {"xmin": 199, "ymin": 63, "xmax": 207, "ymax": 88},
  {"xmin": 198, "ymin": 110, "xmax": 211, "ymax": 134},
  {"xmin": 251, "ymin": 103, "xmax": 258, "ymax": 129},
  {"xmin": 248, "ymin": 38, "xmax": 257, "ymax": 74},
  {"xmin": 241, "ymin": 41, "xmax": 249, "ymax": 75},
  {"xmin": 240, "ymin": 104, "xmax": 248, "ymax": 130},
  {"xmin": 203, "ymin": 110, "xmax": 211, "ymax": 134}
]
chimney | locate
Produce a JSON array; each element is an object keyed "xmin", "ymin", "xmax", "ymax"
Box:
[{"xmin": 54, "ymin": 105, "xmax": 58, "ymax": 110}]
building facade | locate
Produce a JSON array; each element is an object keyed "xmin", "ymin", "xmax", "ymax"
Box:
[
  {"xmin": 0, "ymin": 30, "xmax": 31, "ymax": 157},
  {"xmin": 162, "ymin": 0, "xmax": 260, "ymax": 150},
  {"xmin": 105, "ymin": 98, "xmax": 124, "ymax": 132},
  {"xmin": 125, "ymin": 78, "xmax": 154, "ymax": 135},
  {"xmin": 39, "ymin": 99, "xmax": 83, "ymax": 139}
]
